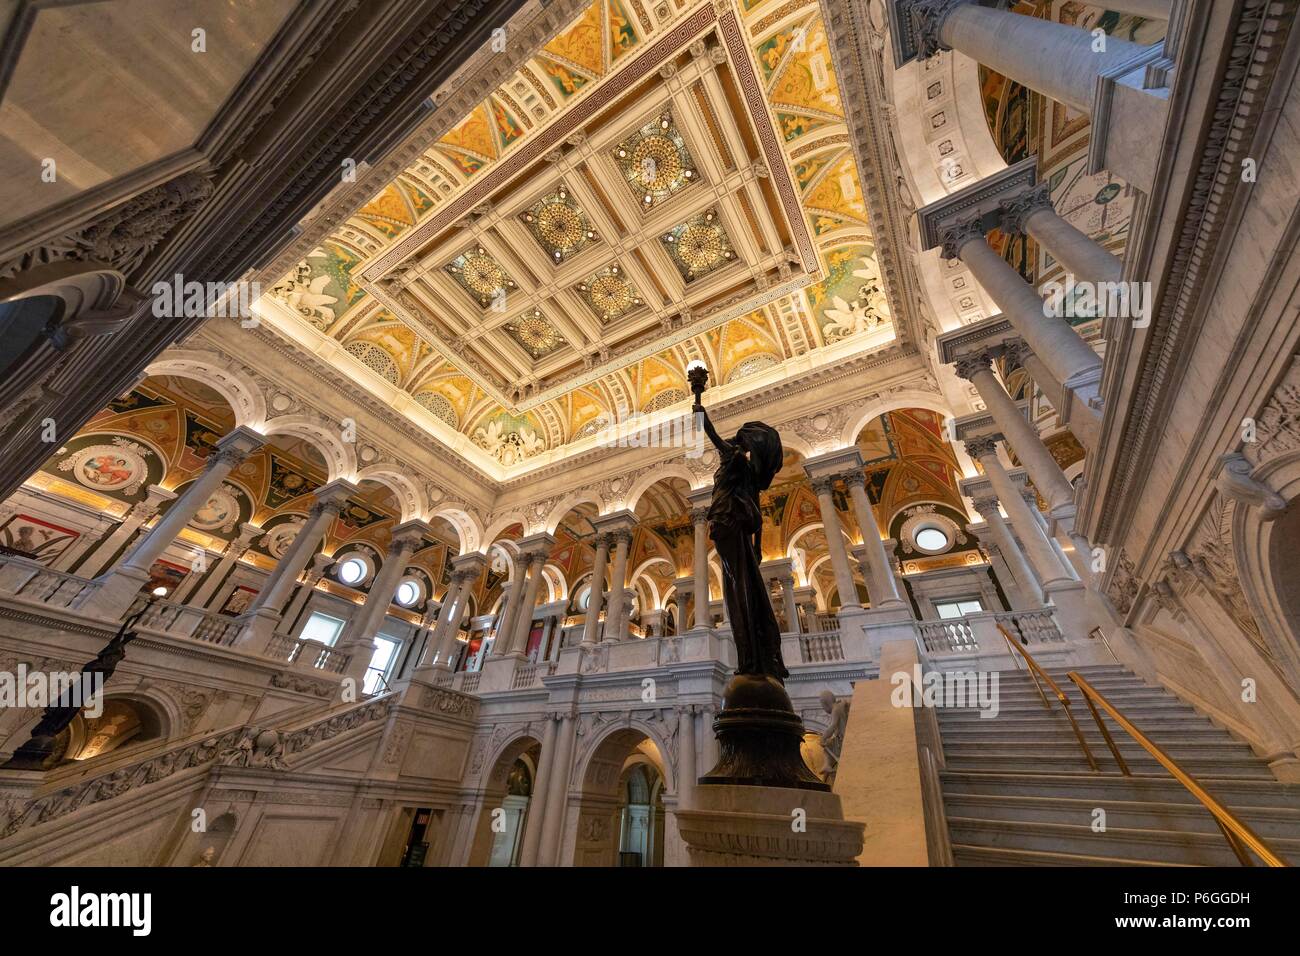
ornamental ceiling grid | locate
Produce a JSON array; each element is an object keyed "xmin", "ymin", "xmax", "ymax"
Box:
[{"xmin": 262, "ymin": 0, "xmax": 894, "ymax": 475}]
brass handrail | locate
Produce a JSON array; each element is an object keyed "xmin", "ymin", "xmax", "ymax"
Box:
[
  {"xmin": 1067, "ymin": 671, "xmax": 1288, "ymax": 868},
  {"xmin": 996, "ymin": 624, "xmax": 1099, "ymax": 771}
]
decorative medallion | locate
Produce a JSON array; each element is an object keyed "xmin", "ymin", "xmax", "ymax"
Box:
[
  {"xmin": 262, "ymin": 521, "xmax": 303, "ymax": 559},
  {"xmin": 613, "ymin": 112, "xmax": 698, "ymax": 209},
  {"xmin": 521, "ymin": 183, "xmax": 598, "ymax": 264},
  {"xmin": 660, "ymin": 209, "xmax": 735, "ymax": 281},
  {"xmin": 191, "ymin": 485, "xmax": 241, "ymax": 534},
  {"xmin": 575, "ymin": 263, "xmax": 643, "ymax": 322},
  {"xmin": 505, "ymin": 308, "xmax": 566, "ymax": 359},
  {"xmin": 57, "ymin": 440, "xmax": 151, "ymax": 496},
  {"xmin": 443, "ymin": 246, "xmax": 518, "ymax": 307}
]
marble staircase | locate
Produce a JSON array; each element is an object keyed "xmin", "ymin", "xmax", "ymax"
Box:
[{"xmin": 936, "ymin": 664, "xmax": 1300, "ymax": 865}]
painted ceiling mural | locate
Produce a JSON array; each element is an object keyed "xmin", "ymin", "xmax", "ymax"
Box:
[
  {"xmin": 262, "ymin": 0, "xmax": 894, "ymax": 472},
  {"xmin": 29, "ymin": 376, "xmax": 462, "ymax": 603}
]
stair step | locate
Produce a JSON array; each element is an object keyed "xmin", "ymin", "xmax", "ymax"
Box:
[
  {"xmin": 944, "ymin": 741, "xmax": 1256, "ymax": 760},
  {"xmin": 941, "ymin": 793, "xmax": 1300, "ymax": 839},
  {"xmin": 951, "ymin": 844, "xmax": 1191, "ymax": 867},
  {"xmin": 939, "ymin": 727, "xmax": 1236, "ymax": 744},
  {"xmin": 940, "ymin": 771, "xmax": 1300, "ymax": 809},
  {"xmin": 943, "ymin": 754, "xmax": 1277, "ymax": 776},
  {"xmin": 946, "ymin": 816, "xmax": 1299, "ymax": 866}
]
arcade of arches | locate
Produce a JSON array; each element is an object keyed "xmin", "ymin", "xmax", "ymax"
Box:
[{"xmin": 2, "ymin": 0, "xmax": 1300, "ymax": 868}]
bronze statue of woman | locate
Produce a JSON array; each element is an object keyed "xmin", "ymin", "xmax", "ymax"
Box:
[
  {"xmin": 692, "ymin": 388, "xmax": 787, "ymax": 680},
  {"xmin": 689, "ymin": 365, "xmax": 826, "ymax": 791}
]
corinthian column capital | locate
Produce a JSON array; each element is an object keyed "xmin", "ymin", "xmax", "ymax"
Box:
[
  {"xmin": 952, "ymin": 350, "xmax": 994, "ymax": 382},
  {"xmin": 964, "ymin": 436, "xmax": 1000, "ymax": 461},
  {"xmin": 998, "ymin": 182, "xmax": 1054, "ymax": 237},
  {"xmin": 937, "ymin": 213, "xmax": 988, "ymax": 260}
]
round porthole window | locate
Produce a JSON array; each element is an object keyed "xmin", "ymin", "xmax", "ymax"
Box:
[
  {"xmin": 337, "ymin": 557, "xmax": 368, "ymax": 586},
  {"xmin": 914, "ymin": 526, "xmax": 951, "ymax": 554},
  {"xmin": 395, "ymin": 578, "xmax": 421, "ymax": 607}
]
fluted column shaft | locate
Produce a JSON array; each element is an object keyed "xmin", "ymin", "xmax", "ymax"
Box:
[
  {"xmin": 956, "ymin": 352, "xmax": 1076, "ymax": 509},
  {"xmin": 931, "ymin": 2, "xmax": 1149, "ymax": 113},
  {"xmin": 603, "ymin": 530, "xmax": 632, "ymax": 642},
  {"xmin": 842, "ymin": 473, "xmax": 904, "ymax": 608},
  {"xmin": 691, "ymin": 508, "xmax": 710, "ymax": 629},
  {"xmin": 519, "ymin": 713, "xmax": 557, "ymax": 866},
  {"xmin": 811, "ymin": 477, "xmax": 859, "ymax": 609},
  {"xmin": 582, "ymin": 534, "xmax": 610, "ymax": 646},
  {"xmin": 945, "ymin": 230, "xmax": 1101, "ymax": 389},
  {"xmin": 968, "ymin": 440, "xmax": 1071, "ymax": 590}
]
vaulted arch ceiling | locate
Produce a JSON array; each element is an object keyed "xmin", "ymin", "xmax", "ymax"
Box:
[{"xmin": 254, "ymin": 0, "xmax": 900, "ymax": 476}]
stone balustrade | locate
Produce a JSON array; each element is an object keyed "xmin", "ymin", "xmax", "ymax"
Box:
[{"xmin": 0, "ymin": 554, "xmax": 100, "ymax": 609}]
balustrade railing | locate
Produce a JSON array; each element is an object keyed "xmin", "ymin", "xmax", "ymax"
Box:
[
  {"xmin": 918, "ymin": 618, "xmax": 978, "ymax": 654},
  {"xmin": 511, "ymin": 663, "xmax": 539, "ymax": 689},
  {"xmin": 0, "ymin": 555, "xmax": 98, "ymax": 608},
  {"xmin": 460, "ymin": 672, "xmax": 481, "ymax": 694},
  {"xmin": 808, "ymin": 612, "xmax": 839, "ymax": 633},
  {"xmin": 799, "ymin": 631, "xmax": 845, "ymax": 663}
]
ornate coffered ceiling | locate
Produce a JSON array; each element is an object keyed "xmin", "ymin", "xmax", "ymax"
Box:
[{"xmin": 257, "ymin": 0, "xmax": 897, "ymax": 476}]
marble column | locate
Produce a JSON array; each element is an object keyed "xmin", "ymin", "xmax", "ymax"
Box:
[
  {"xmin": 538, "ymin": 712, "xmax": 576, "ymax": 865},
  {"xmin": 492, "ymin": 577, "xmax": 520, "ymax": 656},
  {"xmin": 184, "ymin": 522, "xmax": 259, "ymax": 608},
  {"xmin": 940, "ymin": 220, "xmax": 1101, "ymax": 391},
  {"xmin": 966, "ymin": 438, "xmax": 1071, "ymax": 590},
  {"xmin": 700, "ymin": 705, "xmax": 720, "ymax": 775},
  {"xmin": 677, "ymin": 705, "xmax": 697, "ymax": 811},
  {"xmin": 970, "ymin": 502, "xmax": 1041, "ymax": 608},
  {"xmin": 841, "ymin": 472, "xmax": 905, "ymax": 608},
  {"xmin": 428, "ymin": 558, "xmax": 485, "ymax": 670},
  {"xmin": 690, "ymin": 507, "xmax": 710, "ymax": 629},
  {"xmin": 1000, "ymin": 182, "xmax": 1122, "ymax": 285},
  {"xmin": 55, "ymin": 515, "xmax": 114, "ymax": 574},
  {"xmin": 1010, "ymin": 339, "xmax": 1101, "ymax": 455},
  {"xmin": 954, "ymin": 351, "xmax": 1076, "ymax": 509},
  {"xmin": 602, "ymin": 529, "xmax": 632, "ymax": 643},
  {"xmin": 77, "ymin": 485, "xmax": 176, "ymax": 578},
  {"xmin": 519, "ymin": 713, "xmax": 558, "ymax": 867},
  {"xmin": 88, "ymin": 426, "xmax": 265, "ymax": 616},
  {"xmin": 908, "ymin": 0, "xmax": 1150, "ymax": 113},
  {"xmin": 780, "ymin": 574, "xmax": 799, "ymax": 634},
  {"xmin": 810, "ymin": 477, "xmax": 859, "ymax": 609},
  {"xmin": 339, "ymin": 520, "xmax": 429, "ymax": 680},
  {"xmin": 581, "ymin": 533, "xmax": 610, "ymax": 646},
  {"xmin": 237, "ymin": 481, "xmax": 355, "ymax": 649},
  {"xmin": 276, "ymin": 552, "xmax": 334, "ymax": 636},
  {"xmin": 507, "ymin": 550, "xmax": 549, "ymax": 655}
]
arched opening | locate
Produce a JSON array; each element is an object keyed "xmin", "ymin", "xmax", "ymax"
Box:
[
  {"xmin": 466, "ymin": 736, "xmax": 542, "ymax": 866},
  {"xmin": 52, "ymin": 695, "xmax": 167, "ymax": 765},
  {"xmin": 616, "ymin": 762, "xmax": 665, "ymax": 867},
  {"xmin": 572, "ymin": 728, "xmax": 668, "ymax": 867}
]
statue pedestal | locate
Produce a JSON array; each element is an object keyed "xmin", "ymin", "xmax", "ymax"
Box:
[{"xmin": 676, "ymin": 784, "xmax": 864, "ymax": 866}]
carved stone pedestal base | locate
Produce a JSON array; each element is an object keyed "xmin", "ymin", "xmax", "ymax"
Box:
[{"xmin": 675, "ymin": 784, "xmax": 864, "ymax": 866}]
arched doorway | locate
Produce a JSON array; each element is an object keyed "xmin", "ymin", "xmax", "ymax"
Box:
[
  {"xmin": 465, "ymin": 735, "xmax": 542, "ymax": 866},
  {"xmin": 616, "ymin": 762, "xmax": 665, "ymax": 866},
  {"xmin": 571, "ymin": 727, "xmax": 669, "ymax": 866}
]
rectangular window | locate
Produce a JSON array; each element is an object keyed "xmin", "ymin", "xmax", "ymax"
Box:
[
  {"xmin": 364, "ymin": 634, "xmax": 402, "ymax": 695},
  {"xmin": 299, "ymin": 611, "xmax": 346, "ymax": 645},
  {"xmin": 935, "ymin": 599, "xmax": 984, "ymax": 620}
]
